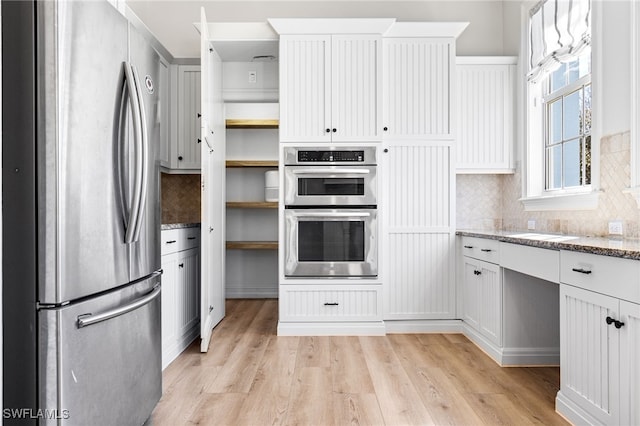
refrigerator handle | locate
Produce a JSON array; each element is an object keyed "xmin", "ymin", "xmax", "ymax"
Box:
[
  {"xmin": 117, "ymin": 68, "xmax": 130, "ymax": 235},
  {"xmin": 123, "ymin": 62, "xmax": 144, "ymax": 244},
  {"xmin": 77, "ymin": 282, "xmax": 161, "ymax": 329},
  {"xmin": 130, "ymin": 65, "xmax": 149, "ymax": 243}
]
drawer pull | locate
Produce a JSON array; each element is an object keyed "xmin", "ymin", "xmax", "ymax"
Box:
[
  {"xmin": 166, "ymin": 240, "xmax": 177, "ymax": 244},
  {"xmin": 474, "ymin": 270, "xmax": 482, "ymax": 276},
  {"xmin": 178, "ymin": 263, "xmax": 184, "ymax": 268},
  {"xmin": 572, "ymin": 267, "xmax": 592, "ymax": 275},
  {"xmin": 323, "ymin": 302, "xmax": 339, "ymax": 306},
  {"xmin": 606, "ymin": 316, "xmax": 625, "ymax": 329},
  {"xmin": 480, "ymin": 249, "xmax": 493, "ymax": 252},
  {"xmin": 187, "ymin": 237, "xmax": 196, "ymax": 240},
  {"xmin": 464, "ymin": 245, "xmax": 474, "ymax": 249}
]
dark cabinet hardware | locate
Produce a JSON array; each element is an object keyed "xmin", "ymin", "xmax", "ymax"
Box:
[
  {"xmin": 178, "ymin": 263, "xmax": 184, "ymax": 268},
  {"xmin": 464, "ymin": 245, "xmax": 474, "ymax": 249},
  {"xmin": 383, "ymin": 148, "xmax": 388, "ymax": 153},
  {"xmin": 197, "ymin": 113, "xmax": 201, "ymax": 118},
  {"xmin": 323, "ymin": 302, "xmax": 339, "ymax": 306},
  {"xmin": 332, "ymin": 128, "xmax": 337, "ymax": 133},
  {"xmin": 481, "ymin": 249, "xmax": 492, "ymax": 252},
  {"xmin": 326, "ymin": 128, "xmax": 331, "ymax": 133},
  {"xmin": 187, "ymin": 237, "xmax": 196, "ymax": 240},
  {"xmin": 383, "ymin": 126, "xmax": 388, "ymax": 131},
  {"xmin": 572, "ymin": 267, "xmax": 592, "ymax": 275},
  {"xmin": 209, "ymin": 305, "xmax": 214, "ymax": 313},
  {"xmin": 197, "ymin": 139, "xmax": 201, "ymax": 144},
  {"xmin": 606, "ymin": 316, "xmax": 625, "ymax": 329},
  {"xmin": 473, "ymin": 270, "xmax": 482, "ymax": 276},
  {"xmin": 166, "ymin": 240, "xmax": 177, "ymax": 244},
  {"xmin": 178, "ymin": 156, "xmax": 183, "ymax": 161}
]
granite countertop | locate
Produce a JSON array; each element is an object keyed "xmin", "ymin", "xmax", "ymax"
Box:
[
  {"xmin": 456, "ymin": 229, "xmax": 640, "ymax": 261},
  {"xmin": 161, "ymin": 222, "xmax": 201, "ymax": 230}
]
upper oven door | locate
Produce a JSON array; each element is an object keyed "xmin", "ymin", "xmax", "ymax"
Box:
[{"xmin": 284, "ymin": 165, "xmax": 377, "ymax": 206}]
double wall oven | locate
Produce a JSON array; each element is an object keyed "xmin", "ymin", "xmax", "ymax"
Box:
[{"xmin": 284, "ymin": 147, "xmax": 378, "ymax": 278}]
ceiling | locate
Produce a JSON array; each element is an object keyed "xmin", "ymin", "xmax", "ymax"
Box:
[{"xmin": 126, "ymin": 0, "xmax": 511, "ymax": 60}]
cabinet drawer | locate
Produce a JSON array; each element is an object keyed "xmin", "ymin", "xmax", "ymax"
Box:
[
  {"xmin": 500, "ymin": 242, "xmax": 559, "ymax": 283},
  {"xmin": 280, "ymin": 286, "xmax": 382, "ymax": 322},
  {"xmin": 461, "ymin": 236, "xmax": 500, "ymax": 264},
  {"xmin": 560, "ymin": 250, "xmax": 640, "ymax": 303},
  {"xmin": 161, "ymin": 229, "xmax": 181, "ymax": 255},
  {"xmin": 182, "ymin": 227, "xmax": 200, "ymax": 250}
]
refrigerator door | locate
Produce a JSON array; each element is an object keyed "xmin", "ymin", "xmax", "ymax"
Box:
[
  {"xmin": 39, "ymin": 1, "xmax": 130, "ymax": 304},
  {"xmin": 39, "ymin": 274, "xmax": 162, "ymax": 426},
  {"xmin": 128, "ymin": 25, "xmax": 162, "ymax": 282}
]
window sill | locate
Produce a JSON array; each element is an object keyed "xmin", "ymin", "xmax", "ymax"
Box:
[{"xmin": 520, "ymin": 190, "xmax": 601, "ymax": 211}]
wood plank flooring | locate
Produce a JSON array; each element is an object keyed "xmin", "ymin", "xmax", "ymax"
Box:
[{"xmin": 152, "ymin": 299, "xmax": 568, "ymax": 426}]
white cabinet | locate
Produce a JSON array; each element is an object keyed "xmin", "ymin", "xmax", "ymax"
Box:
[
  {"xmin": 383, "ymin": 38, "xmax": 455, "ymax": 140},
  {"xmin": 163, "ymin": 65, "xmax": 201, "ymax": 172},
  {"xmin": 279, "ymin": 35, "xmax": 382, "ymax": 142},
  {"xmin": 462, "ymin": 256, "xmax": 502, "ymax": 346},
  {"xmin": 280, "ymin": 285, "xmax": 382, "ymax": 322},
  {"xmin": 161, "ymin": 227, "xmax": 200, "ymax": 369},
  {"xmin": 455, "ymin": 57, "xmax": 516, "ymax": 173},
  {"xmin": 383, "ymin": 142, "xmax": 456, "ymax": 319},
  {"xmin": 557, "ymin": 251, "xmax": 640, "ymax": 425}
]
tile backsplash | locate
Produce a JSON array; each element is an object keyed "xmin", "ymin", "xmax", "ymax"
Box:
[
  {"xmin": 161, "ymin": 173, "xmax": 201, "ymax": 224},
  {"xmin": 457, "ymin": 131, "xmax": 640, "ymax": 238}
]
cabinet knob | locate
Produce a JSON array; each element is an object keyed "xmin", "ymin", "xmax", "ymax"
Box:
[
  {"xmin": 178, "ymin": 263, "xmax": 184, "ymax": 268},
  {"xmin": 383, "ymin": 148, "xmax": 389, "ymax": 153},
  {"xmin": 197, "ymin": 138, "xmax": 201, "ymax": 144},
  {"xmin": 325, "ymin": 128, "xmax": 331, "ymax": 133},
  {"xmin": 383, "ymin": 126, "xmax": 388, "ymax": 131},
  {"xmin": 332, "ymin": 128, "xmax": 337, "ymax": 133},
  {"xmin": 178, "ymin": 156, "xmax": 183, "ymax": 161}
]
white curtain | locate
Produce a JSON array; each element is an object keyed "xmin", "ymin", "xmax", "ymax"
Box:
[{"xmin": 528, "ymin": 0, "xmax": 591, "ymax": 82}]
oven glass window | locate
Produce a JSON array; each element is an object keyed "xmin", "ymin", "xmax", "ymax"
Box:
[
  {"xmin": 298, "ymin": 221, "xmax": 365, "ymax": 261},
  {"xmin": 298, "ymin": 178, "xmax": 364, "ymax": 196}
]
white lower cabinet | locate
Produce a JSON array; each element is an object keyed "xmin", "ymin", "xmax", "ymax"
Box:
[
  {"xmin": 557, "ymin": 250, "xmax": 640, "ymax": 425},
  {"xmin": 161, "ymin": 228, "xmax": 200, "ymax": 369},
  {"xmin": 462, "ymin": 257, "xmax": 502, "ymax": 346}
]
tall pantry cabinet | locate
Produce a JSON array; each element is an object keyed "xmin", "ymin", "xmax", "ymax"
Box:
[{"xmin": 381, "ymin": 24, "xmax": 467, "ymax": 326}]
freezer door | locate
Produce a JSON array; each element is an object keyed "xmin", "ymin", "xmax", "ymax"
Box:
[
  {"xmin": 128, "ymin": 24, "xmax": 162, "ymax": 282},
  {"xmin": 39, "ymin": 274, "xmax": 162, "ymax": 426},
  {"xmin": 38, "ymin": 1, "xmax": 130, "ymax": 304}
]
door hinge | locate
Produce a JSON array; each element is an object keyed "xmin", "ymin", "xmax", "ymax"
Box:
[
  {"xmin": 209, "ymin": 305, "xmax": 214, "ymax": 313},
  {"xmin": 209, "ymin": 227, "xmax": 214, "ymax": 233}
]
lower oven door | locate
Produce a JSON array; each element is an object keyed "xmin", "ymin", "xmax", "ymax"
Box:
[{"xmin": 285, "ymin": 208, "xmax": 377, "ymax": 277}]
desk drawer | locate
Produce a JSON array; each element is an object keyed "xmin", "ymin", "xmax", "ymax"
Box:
[
  {"xmin": 560, "ymin": 250, "xmax": 640, "ymax": 303},
  {"xmin": 182, "ymin": 227, "xmax": 200, "ymax": 250},
  {"xmin": 461, "ymin": 236, "xmax": 500, "ymax": 264},
  {"xmin": 161, "ymin": 229, "xmax": 181, "ymax": 255},
  {"xmin": 280, "ymin": 285, "xmax": 382, "ymax": 322},
  {"xmin": 500, "ymin": 242, "xmax": 560, "ymax": 283}
]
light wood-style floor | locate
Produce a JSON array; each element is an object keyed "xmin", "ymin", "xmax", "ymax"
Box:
[{"xmin": 152, "ymin": 299, "xmax": 568, "ymax": 426}]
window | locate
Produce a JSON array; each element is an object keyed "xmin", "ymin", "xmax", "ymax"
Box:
[
  {"xmin": 523, "ymin": 0, "xmax": 598, "ymax": 210},
  {"xmin": 543, "ymin": 50, "xmax": 592, "ymax": 190}
]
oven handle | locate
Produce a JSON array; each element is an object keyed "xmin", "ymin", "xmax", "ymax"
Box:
[
  {"xmin": 291, "ymin": 169, "xmax": 371, "ymax": 175},
  {"xmin": 292, "ymin": 211, "xmax": 371, "ymax": 218}
]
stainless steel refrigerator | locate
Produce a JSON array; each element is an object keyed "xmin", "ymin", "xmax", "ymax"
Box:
[{"xmin": 3, "ymin": 1, "xmax": 163, "ymax": 424}]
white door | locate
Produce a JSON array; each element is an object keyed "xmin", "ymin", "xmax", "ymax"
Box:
[
  {"xmin": 559, "ymin": 285, "xmax": 620, "ymax": 425},
  {"xmin": 177, "ymin": 65, "xmax": 202, "ymax": 169},
  {"xmin": 199, "ymin": 7, "xmax": 225, "ymax": 352},
  {"xmin": 619, "ymin": 300, "xmax": 640, "ymax": 426},
  {"xmin": 478, "ymin": 261, "xmax": 502, "ymax": 346},
  {"xmin": 462, "ymin": 257, "xmax": 480, "ymax": 330}
]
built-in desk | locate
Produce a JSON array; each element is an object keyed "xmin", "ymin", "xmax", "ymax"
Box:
[{"xmin": 457, "ymin": 230, "xmax": 640, "ymax": 426}]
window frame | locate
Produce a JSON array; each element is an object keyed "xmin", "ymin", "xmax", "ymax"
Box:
[{"xmin": 520, "ymin": 0, "xmax": 601, "ymax": 212}]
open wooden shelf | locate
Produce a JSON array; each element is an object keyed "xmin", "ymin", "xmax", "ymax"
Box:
[
  {"xmin": 226, "ymin": 160, "xmax": 278, "ymax": 168},
  {"xmin": 225, "ymin": 119, "xmax": 279, "ymax": 129},
  {"xmin": 226, "ymin": 241, "xmax": 279, "ymax": 250},
  {"xmin": 226, "ymin": 201, "xmax": 278, "ymax": 209}
]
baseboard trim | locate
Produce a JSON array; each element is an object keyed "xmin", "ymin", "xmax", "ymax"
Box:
[
  {"xmin": 277, "ymin": 321, "xmax": 386, "ymax": 336},
  {"xmin": 384, "ymin": 319, "xmax": 463, "ymax": 333},
  {"xmin": 556, "ymin": 391, "xmax": 602, "ymax": 426},
  {"xmin": 162, "ymin": 323, "xmax": 200, "ymax": 370},
  {"xmin": 226, "ymin": 288, "xmax": 278, "ymax": 299}
]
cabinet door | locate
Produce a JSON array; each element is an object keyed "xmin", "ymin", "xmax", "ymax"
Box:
[
  {"xmin": 177, "ymin": 247, "xmax": 200, "ymax": 337},
  {"xmin": 560, "ymin": 285, "xmax": 620, "ymax": 425},
  {"xmin": 159, "ymin": 58, "xmax": 170, "ymax": 168},
  {"xmin": 455, "ymin": 60, "xmax": 515, "ymax": 173},
  {"xmin": 279, "ymin": 35, "xmax": 331, "ymax": 142},
  {"xmin": 331, "ymin": 35, "xmax": 382, "ymax": 142},
  {"xmin": 160, "ymin": 253, "xmax": 178, "ymax": 368},
  {"xmin": 462, "ymin": 257, "xmax": 480, "ymax": 330},
  {"xmin": 177, "ymin": 65, "xmax": 201, "ymax": 169},
  {"xmin": 383, "ymin": 38, "xmax": 454, "ymax": 140},
  {"xmin": 478, "ymin": 261, "xmax": 502, "ymax": 346},
  {"xmin": 620, "ymin": 300, "xmax": 640, "ymax": 426},
  {"xmin": 383, "ymin": 142, "xmax": 455, "ymax": 319}
]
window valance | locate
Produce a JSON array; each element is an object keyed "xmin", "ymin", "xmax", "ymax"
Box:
[{"xmin": 528, "ymin": 0, "xmax": 591, "ymax": 82}]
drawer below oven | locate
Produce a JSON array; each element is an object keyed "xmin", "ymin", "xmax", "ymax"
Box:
[{"xmin": 279, "ymin": 285, "xmax": 382, "ymax": 322}]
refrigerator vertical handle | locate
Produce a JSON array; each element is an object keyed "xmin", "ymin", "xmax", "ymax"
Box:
[
  {"xmin": 130, "ymin": 65, "xmax": 149, "ymax": 243},
  {"xmin": 123, "ymin": 63, "xmax": 144, "ymax": 244}
]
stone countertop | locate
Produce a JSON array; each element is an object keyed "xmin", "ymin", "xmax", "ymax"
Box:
[
  {"xmin": 456, "ymin": 229, "xmax": 640, "ymax": 261},
  {"xmin": 161, "ymin": 222, "xmax": 201, "ymax": 230}
]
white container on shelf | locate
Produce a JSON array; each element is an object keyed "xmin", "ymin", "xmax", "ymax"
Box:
[{"xmin": 265, "ymin": 170, "xmax": 279, "ymax": 202}]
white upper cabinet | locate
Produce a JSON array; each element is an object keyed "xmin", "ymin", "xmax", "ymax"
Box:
[
  {"xmin": 383, "ymin": 38, "xmax": 455, "ymax": 140},
  {"xmin": 176, "ymin": 65, "xmax": 202, "ymax": 169},
  {"xmin": 455, "ymin": 57, "xmax": 516, "ymax": 173},
  {"xmin": 279, "ymin": 34, "xmax": 382, "ymax": 142}
]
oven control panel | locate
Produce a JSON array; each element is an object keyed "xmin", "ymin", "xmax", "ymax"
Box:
[{"xmin": 284, "ymin": 147, "xmax": 376, "ymax": 165}]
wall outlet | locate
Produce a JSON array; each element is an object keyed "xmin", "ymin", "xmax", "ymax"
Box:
[
  {"xmin": 248, "ymin": 71, "xmax": 257, "ymax": 84},
  {"xmin": 527, "ymin": 219, "xmax": 536, "ymax": 230},
  {"xmin": 608, "ymin": 220, "xmax": 623, "ymax": 236}
]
